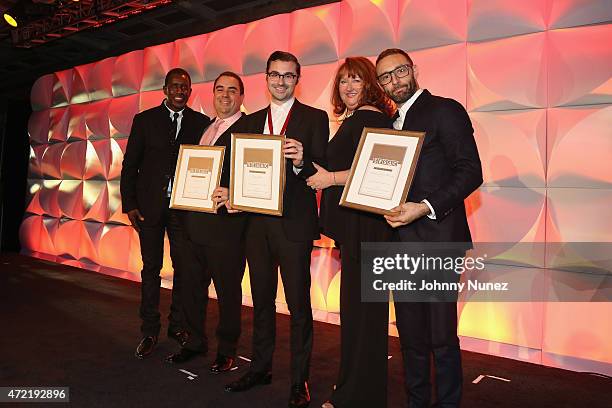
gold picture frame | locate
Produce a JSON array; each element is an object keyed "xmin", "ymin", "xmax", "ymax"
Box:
[
  {"xmin": 340, "ymin": 127, "xmax": 425, "ymax": 215},
  {"xmin": 229, "ymin": 133, "xmax": 286, "ymax": 216},
  {"xmin": 170, "ymin": 144, "xmax": 225, "ymax": 213}
]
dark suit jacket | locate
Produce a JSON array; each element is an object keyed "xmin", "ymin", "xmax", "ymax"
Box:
[
  {"xmin": 120, "ymin": 101, "xmax": 210, "ymax": 225},
  {"xmin": 399, "ymin": 89, "xmax": 482, "ymax": 243},
  {"xmin": 244, "ymin": 99, "xmax": 329, "ymax": 242},
  {"xmin": 182, "ymin": 114, "xmax": 249, "ymax": 248}
]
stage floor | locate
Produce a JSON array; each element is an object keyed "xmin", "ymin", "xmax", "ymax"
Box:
[{"xmin": 0, "ymin": 253, "xmax": 609, "ymax": 407}]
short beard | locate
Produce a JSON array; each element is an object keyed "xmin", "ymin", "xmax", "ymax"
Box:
[{"xmin": 390, "ymin": 80, "xmax": 417, "ymax": 104}]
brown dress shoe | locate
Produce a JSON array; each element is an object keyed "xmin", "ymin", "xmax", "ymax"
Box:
[
  {"xmin": 135, "ymin": 336, "xmax": 158, "ymax": 359},
  {"xmin": 210, "ymin": 355, "xmax": 235, "ymax": 374},
  {"xmin": 289, "ymin": 382, "xmax": 311, "ymax": 408}
]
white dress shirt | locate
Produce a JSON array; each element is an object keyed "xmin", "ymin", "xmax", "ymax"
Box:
[
  {"xmin": 164, "ymin": 100, "xmax": 185, "ymax": 197},
  {"xmin": 263, "ymin": 97, "xmax": 302, "ymax": 173}
]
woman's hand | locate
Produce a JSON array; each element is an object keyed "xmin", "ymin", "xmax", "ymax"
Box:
[{"xmin": 306, "ymin": 163, "xmax": 335, "ymax": 190}]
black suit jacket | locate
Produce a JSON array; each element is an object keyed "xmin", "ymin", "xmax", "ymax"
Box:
[
  {"xmin": 120, "ymin": 101, "xmax": 210, "ymax": 225},
  {"xmin": 182, "ymin": 114, "xmax": 249, "ymax": 247},
  {"xmin": 244, "ymin": 99, "xmax": 329, "ymax": 241},
  {"xmin": 399, "ymin": 89, "xmax": 482, "ymax": 243}
]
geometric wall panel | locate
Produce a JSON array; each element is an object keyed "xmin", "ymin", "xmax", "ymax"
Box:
[
  {"xmin": 398, "ymin": 0, "xmax": 466, "ymax": 51},
  {"xmin": 88, "ymin": 56, "xmax": 116, "ymax": 102},
  {"xmin": 548, "ymin": 24, "xmax": 612, "ymax": 107},
  {"xmin": 467, "ymin": 0, "xmax": 548, "ymax": 42},
  {"xmin": 203, "ymin": 25, "xmax": 246, "ymax": 81},
  {"xmin": 51, "ymin": 69, "xmax": 73, "ymax": 108},
  {"xmin": 28, "ymin": 109, "xmax": 51, "ymax": 145},
  {"xmin": 71, "ymin": 64, "xmax": 91, "ymax": 105},
  {"xmin": 546, "ymin": 188, "xmax": 612, "ymax": 243},
  {"xmin": 141, "ymin": 42, "xmax": 176, "ymax": 92},
  {"xmin": 471, "ymin": 109, "xmax": 547, "ymax": 187},
  {"xmin": 542, "ymin": 302, "xmax": 612, "ymax": 368},
  {"xmin": 112, "ymin": 50, "xmax": 143, "ymax": 97},
  {"xmin": 467, "ymin": 32, "xmax": 547, "ymax": 111},
  {"xmin": 548, "ymin": 0, "xmax": 612, "ymax": 30},
  {"xmin": 289, "ymin": 3, "xmax": 340, "ymax": 66},
  {"xmin": 173, "ymin": 34, "xmax": 208, "ymax": 84},
  {"xmin": 411, "ymin": 43, "xmax": 467, "ymax": 107},
  {"xmin": 468, "ymin": 187, "xmax": 547, "ymax": 243},
  {"xmin": 109, "ymin": 94, "xmax": 140, "ymax": 139},
  {"xmin": 338, "ymin": 0, "xmax": 397, "ymax": 58},
  {"xmin": 547, "ymin": 105, "xmax": 612, "ymax": 188},
  {"xmin": 243, "ymin": 14, "xmax": 291, "ymax": 75},
  {"xmin": 30, "ymin": 73, "xmax": 54, "ymax": 111}
]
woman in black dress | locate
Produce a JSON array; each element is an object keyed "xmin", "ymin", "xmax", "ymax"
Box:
[{"xmin": 306, "ymin": 57, "xmax": 395, "ymax": 408}]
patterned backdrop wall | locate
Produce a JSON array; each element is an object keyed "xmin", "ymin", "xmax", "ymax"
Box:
[{"xmin": 21, "ymin": 0, "xmax": 612, "ymax": 375}]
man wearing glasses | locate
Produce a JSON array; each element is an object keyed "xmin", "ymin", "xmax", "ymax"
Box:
[
  {"xmin": 224, "ymin": 51, "xmax": 329, "ymax": 408},
  {"xmin": 375, "ymin": 49, "xmax": 482, "ymax": 408}
]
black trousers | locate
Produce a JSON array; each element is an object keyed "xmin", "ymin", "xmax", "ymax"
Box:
[
  {"xmin": 330, "ymin": 245, "xmax": 389, "ymax": 408},
  {"xmin": 394, "ymin": 301, "xmax": 462, "ymax": 408},
  {"xmin": 180, "ymin": 238, "xmax": 246, "ymax": 356},
  {"xmin": 245, "ymin": 216, "xmax": 314, "ymax": 384},
  {"xmin": 137, "ymin": 206, "xmax": 185, "ymax": 337}
]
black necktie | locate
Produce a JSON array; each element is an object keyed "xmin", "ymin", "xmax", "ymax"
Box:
[{"xmin": 170, "ymin": 112, "xmax": 179, "ymax": 141}]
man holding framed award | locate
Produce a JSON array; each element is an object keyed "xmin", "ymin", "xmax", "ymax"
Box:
[
  {"xmin": 376, "ymin": 49, "xmax": 483, "ymax": 408},
  {"xmin": 224, "ymin": 51, "xmax": 329, "ymax": 408},
  {"xmin": 165, "ymin": 72, "xmax": 249, "ymax": 374}
]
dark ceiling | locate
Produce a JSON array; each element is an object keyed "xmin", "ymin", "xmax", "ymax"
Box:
[{"xmin": 0, "ymin": 0, "xmax": 339, "ymax": 101}]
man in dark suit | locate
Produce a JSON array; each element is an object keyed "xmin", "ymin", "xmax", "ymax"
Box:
[
  {"xmin": 120, "ymin": 68, "xmax": 210, "ymax": 359},
  {"xmin": 165, "ymin": 72, "xmax": 248, "ymax": 374},
  {"xmin": 224, "ymin": 51, "xmax": 329, "ymax": 408},
  {"xmin": 375, "ymin": 49, "xmax": 483, "ymax": 408}
]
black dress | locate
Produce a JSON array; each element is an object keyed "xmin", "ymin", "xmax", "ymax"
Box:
[{"xmin": 320, "ymin": 110, "xmax": 394, "ymax": 408}]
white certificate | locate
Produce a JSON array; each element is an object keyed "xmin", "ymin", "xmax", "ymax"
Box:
[
  {"xmin": 230, "ymin": 133, "xmax": 285, "ymax": 216},
  {"xmin": 183, "ymin": 157, "xmax": 213, "ymax": 199},
  {"xmin": 170, "ymin": 145, "xmax": 225, "ymax": 213},
  {"xmin": 358, "ymin": 144, "xmax": 406, "ymax": 200},
  {"xmin": 242, "ymin": 148, "xmax": 273, "ymax": 200},
  {"xmin": 340, "ymin": 128, "xmax": 424, "ymax": 215}
]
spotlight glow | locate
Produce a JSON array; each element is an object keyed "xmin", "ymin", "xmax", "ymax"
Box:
[{"xmin": 3, "ymin": 13, "xmax": 17, "ymax": 28}]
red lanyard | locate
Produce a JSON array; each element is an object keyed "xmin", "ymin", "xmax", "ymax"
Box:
[{"xmin": 267, "ymin": 104, "xmax": 293, "ymax": 135}]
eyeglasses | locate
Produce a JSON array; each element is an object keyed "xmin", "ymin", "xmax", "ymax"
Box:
[
  {"xmin": 377, "ymin": 64, "xmax": 412, "ymax": 85},
  {"xmin": 266, "ymin": 71, "xmax": 298, "ymax": 83}
]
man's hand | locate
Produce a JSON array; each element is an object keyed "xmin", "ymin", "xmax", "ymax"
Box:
[
  {"xmin": 212, "ymin": 187, "xmax": 229, "ymax": 211},
  {"xmin": 283, "ymin": 138, "xmax": 304, "ymax": 168},
  {"xmin": 127, "ymin": 209, "xmax": 144, "ymax": 232},
  {"xmin": 384, "ymin": 202, "xmax": 430, "ymax": 228}
]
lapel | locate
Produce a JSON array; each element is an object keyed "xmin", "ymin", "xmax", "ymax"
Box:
[
  {"xmin": 249, "ymin": 107, "xmax": 268, "ymax": 134},
  {"xmin": 402, "ymin": 89, "xmax": 432, "ymax": 130},
  {"xmin": 176, "ymin": 107, "xmax": 192, "ymax": 143},
  {"xmin": 284, "ymin": 99, "xmax": 306, "ymax": 141}
]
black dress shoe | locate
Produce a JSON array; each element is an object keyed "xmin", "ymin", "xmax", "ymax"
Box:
[
  {"xmin": 224, "ymin": 371, "xmax": 272, "ymax": 392},
  {"xmin": 167, "ymin": 329, "xmax": 189, "ymax": 347},
  {"xmin": 289, "ymin": 382, "xmax": 310, "ymax": 408},
  {"xmin": 210, "ymin": 355, "xmax": 235, "ymax": 374},
  {"xmin": 165, "ymin": 348, "xmax": 203, "ymax": 364},
  {"xmin": 135, "ymin": 336, "xmax": 158, "ymax": 359}
]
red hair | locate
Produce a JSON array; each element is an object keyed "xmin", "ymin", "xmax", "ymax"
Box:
[{"xmin": 331, "ymin": 57, "xmax": 394, "ymax": 117}]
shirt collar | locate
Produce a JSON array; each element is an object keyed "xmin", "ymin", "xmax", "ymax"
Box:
[
  {"xmin": 270, "ymin": 97, "xmax": 295, "ymax": 116},
  {"xmin": 397, "ymin": 88, "xmax": 423, "ymax": 118},
  {"xmin": 216, "ymin": 110, "xmax": 242, "ymax": 125},
  {"xmin": 163, "ymin": 100, "xmax": 185, "ymax": 118}
]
